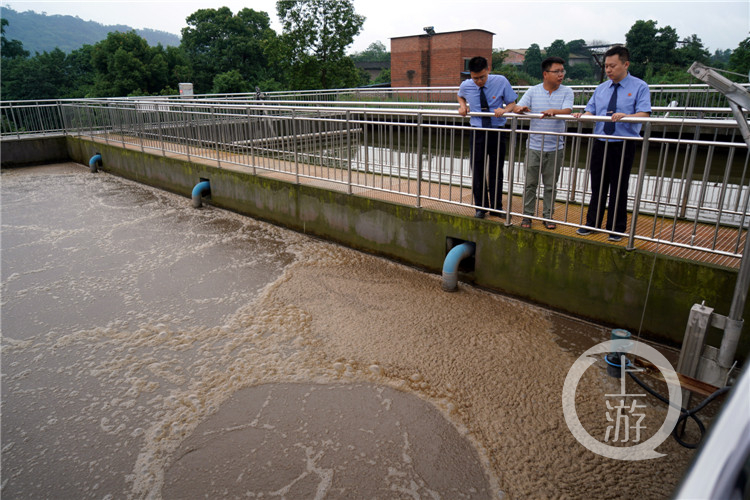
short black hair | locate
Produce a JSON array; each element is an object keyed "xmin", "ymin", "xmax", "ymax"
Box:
[
  {"xmin": 604, "ymin": 45, "xmax": 630, "ymax": 63},
  {"xmin": 468, "ymin": 56, "xmax": 489, "ymax": 73},
  {"xmin": 542, "ymin": 56, "xmax": 566, "ymax": 72}
]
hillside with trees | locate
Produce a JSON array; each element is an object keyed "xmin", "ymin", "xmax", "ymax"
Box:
[
  {"xmin": 1, "ymin": 0, "xmax": 369, "ymax": 100},
  {"xmin": 0, "ymin": 6, "xmax": 179, "ymax": 54},
  {"xmin": 1, "ymin": 4, "xmax": 748, "ymax": 101},
  {"xmin": 506, "ymin": 21, "xmax": 746, "ymax": 87}
]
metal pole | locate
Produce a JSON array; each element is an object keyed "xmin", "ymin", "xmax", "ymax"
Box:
[
  {"xmin": 679, "ymin": 118, "xmax": 702, "ymax": 218},
  {"xmin": 158, "ymin": 106, "xmax": 165, "ymax": 156},
  {"xmin": 627, "ymin": 122, "xmax": 652, "ymax": 250},
  {"xmin": 363, "ymin": 110, "xmax": 369, "ymax": 174},
  {"xmin": 184, "ymin": 105, "xmax": 191, "ymax": 162},
  {"xmin": 685, "ymin": 61, "xmax": 750, "ymax": 377},
  {"xmin": 212, "ymin": 106, "xmax": 221, "ymax": 168},
  {"xmin": 505, "ymin": 117, "xmax": 518, "ymax": 226},
  {"xmin": 293, "ymin": 109, "xmax": 300, "ymax": 185},
  {"xmin": 416, "ymin": 113, "xmax": 423, "ymax": 208},
  {"xmin": 346, "ymin": 110, "xmax": 352, "ymax": 194}
]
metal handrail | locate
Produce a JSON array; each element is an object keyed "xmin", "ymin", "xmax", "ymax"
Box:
[{"xmin": 2, "ymin": 97, "xmax": 748, "ymax": 262}]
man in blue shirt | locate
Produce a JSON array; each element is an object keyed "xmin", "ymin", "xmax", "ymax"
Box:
[
  {"xmin": 458, "ymin": 56, "xmax": 517, "ymax": 218},
  {"xmin": 514, "ymin": 56, "xmax": 574, "ymax": 230},
  {"xmin": 573, "ymin": 46, "xmax": 651, "ymax": 241}
]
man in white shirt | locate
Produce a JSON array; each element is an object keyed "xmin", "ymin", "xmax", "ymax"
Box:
[{"xmin": 514, "ymin": 56, "xmax": 574, "ymax": 230}]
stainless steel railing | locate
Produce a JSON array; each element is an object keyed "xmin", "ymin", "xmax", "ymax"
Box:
[{"xmin": 2, "ymin": 97, "xmax": 748, "ymax": 260}]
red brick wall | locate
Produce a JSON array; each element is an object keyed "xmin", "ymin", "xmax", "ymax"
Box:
[{"xmin": 391, "ymin": 30, "xmax": 493, "ymax": 88}]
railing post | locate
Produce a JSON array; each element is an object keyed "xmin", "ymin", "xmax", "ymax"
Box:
[
  {"xmin": 679, "ymin": 112, "xmax": 703, "ymax": 217},
  {"xmin": 102, "ymin": 103, "xmax": 111, "ymax": 145},
  {"xmin": 136, "ymin": 105, "xmax": 145, "ymax": 153},
  {"xmin": 212, "ymin": 106, "xmax": 221, "ymax": 168},
  {"xmin": 184, "ymin": 105, "xmax": 191, "ymax": 162},
  {"xmin": 9, "ymin": 102, "xmax": 20, "ymax": 139},
  {"xmin": 58, "ymin": 101, "xmax": 69, "ymax": 136},
  {"xmin": 568, "ymin": 120, "xmax": 585, "ymax": 203},
  {"xmin": 627, "ymin": 122, "xmax": 652, "ymax": 250},
  {"xmin": 293, "ymin": 109, "xmax": 300, "ymax": 184},
  {"xmin": 157, "ymin": 105, "xmax": 165, "ymax": 156},
  {"xmin": 363, "ymin": 110, "xmax": 369, "ymax": 174},
  {"xmin": 346, "ymin": 110, "xmax": 352, "ymax": 194},
  {"xmin": 505, "ymin": 116, "xmax": 518, "ymax": 225},
  {"xmin": 35, "ymin": 103, "xmax": 44, "ymax": 135},
  {"xmin": 416, "ymin": 113, "xmax": 423, "ymax": 208}
]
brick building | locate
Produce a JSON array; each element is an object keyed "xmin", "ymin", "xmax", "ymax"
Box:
[{"xmin": 390, "ymin": 29, "xmax": 493, "ymax": 87}]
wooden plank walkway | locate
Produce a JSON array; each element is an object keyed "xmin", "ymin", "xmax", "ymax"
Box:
[{"xmin": 85, "ymin": 134, "xmax": 745, "ymax": 270}]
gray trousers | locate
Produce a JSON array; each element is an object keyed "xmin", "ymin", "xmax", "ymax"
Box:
[{"xmin": 523, "ymin": 148, "xmax": 563, "ymax": 219}]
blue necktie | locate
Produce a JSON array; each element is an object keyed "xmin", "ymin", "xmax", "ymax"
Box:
[
  {"xmin": 604, "ymin": 83, "xmax": 620, "ymax": 135},
  {"xmin": 479, "ymin": 87, "xmax": 492, "ymax": 128}
]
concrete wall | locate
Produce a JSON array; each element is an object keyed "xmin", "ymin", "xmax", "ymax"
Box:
[
  {"xmin": 4, "ymin": 136, "xmax": 748, "ymax": 358},
  {"xmin": 1, "ymin": 136, "xmax": 69, "ymax": 167}
]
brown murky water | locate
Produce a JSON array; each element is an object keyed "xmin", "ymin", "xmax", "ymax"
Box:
[{"xmin": 2, "ymin": 164, "xmax": 699, "ymax": 499}]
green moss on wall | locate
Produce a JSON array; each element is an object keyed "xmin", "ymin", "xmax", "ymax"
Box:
[{"xmin": 58, "ymin": 136, "xmax": 748, "ymax": 358}]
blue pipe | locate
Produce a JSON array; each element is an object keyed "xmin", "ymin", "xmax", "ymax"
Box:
[
  {"xmin": 89, "ymin": 153, "xmax": 102, "ymax": 173},
  {"xmin": 441, "ymin": 242, "xmax": 475, "ymax": 292},
  {"xmin": 192, "ymin": 181, "xmax": 211, "ymax": 208}
]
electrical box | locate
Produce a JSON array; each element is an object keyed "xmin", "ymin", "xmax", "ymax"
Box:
[{"xmin": 179, "ymin": 83, "xmax": 194, "ymax": 98}]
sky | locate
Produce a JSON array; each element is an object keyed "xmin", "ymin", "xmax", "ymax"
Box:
[{"xmin": 2, "ymin": 0, "xmax": 749, "ymax": 54}]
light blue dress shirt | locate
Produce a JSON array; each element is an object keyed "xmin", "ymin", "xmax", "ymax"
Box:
[
  {"xmin": 458, "ymin": 74, "xmax": 518, "ymax": 128},
  {"xmin": 584, "ymin": 73, "xmax": 651, "ymax": 141}
]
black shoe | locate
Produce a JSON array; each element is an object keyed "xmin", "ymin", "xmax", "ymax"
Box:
[
  {"xmin": 608, "ymin": 234, "xmax": 623, "ymax": 242},
  {"xmin": 474, "ymin": 210, "xmax": 487, "ymax": 219},
  {"xmin": 576, "ymin": 227, "xmax": 594, "ymax": 236}
]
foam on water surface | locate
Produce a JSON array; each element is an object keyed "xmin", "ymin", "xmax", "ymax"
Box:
[{"xmin": 2, "ymin": 164, "xmax": 699, "ymax": 499}]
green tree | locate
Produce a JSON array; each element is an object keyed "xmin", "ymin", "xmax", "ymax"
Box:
[
  {"xmin": 567, "ymin": 39, "xmax": 588, "ymax": 55},
  {"xmin": 728, "ymin": 37, "xmax": 750, "ymax": 79},
  {"xmin": 625, "ymin": 19, "xmax": 680, "ymax": 78},
  {"xmin": 181, "ymin": 7, "xmax": 277, "ymax": 94},
  {"xmin": 275, "ymin": 0, "xmax": 365, "ymax": 89},
  {"xmin": 1, "ymin": 18, "xmax": 29, "ymax": 59},
  {"xmin": 677, "ymin": 34, "xmax": 710, "ymax": 66},
  {"xmin": 522, "ymin": 43, "xmax": 543, "ymax": 79},
  {"xmin": 91, "ymin": 31, "xmax": 152, "ymax": 96},
  {"xmin": 1, "ymin": 47, "xmax": 93, "ymax": 100},
  {"xmin": 545, "ymin": 39, "xmax": 569, "ymax": 65},
  {"xmin": 373, "ymin": 68, "xmax": 390, "ymax": 85},
  {"xmin": 65, "ymin": 44, "xmax": 96, "ymax": 97},
  {"xmin": 161, "ymin": 45, "xmax": 193, "ymax": 89},
  {"xmin": 495, "ymin": 63, "xmax": 538, "ymax": 86},
  {"xmin": 491, "ymin": 48, "xmax": 506, "ymax": 70},
  {"xmin": 711, "ymin": 48, "xmax": 732, "ymax": 69},
  {"xmin": 212, "ymin": 69, "xmax": 251, "ymax": 93},
  {"xmin": 351, "ymin": 41, "xmax": 389, "ymax": 63},
  {"xmin": 88, "ymin": 31, "xmax": 187, "ymax": 97},
  {"xmin": 567, "ymin": 63, "xmax": 595, "ymax": 82}
]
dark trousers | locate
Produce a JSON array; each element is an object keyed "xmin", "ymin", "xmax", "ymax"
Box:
[
  {"xmin": 471, "ymin": 128, "xmax": 506, "ymax": 211},
  {"xmin": 585, "ymin": 139, "xmax": 636, "ymax": 232}
]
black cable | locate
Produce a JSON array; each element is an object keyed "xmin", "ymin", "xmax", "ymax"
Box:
[{"xmin": 607, "ymin": 355, "xmax": 732, "ymax": 449}]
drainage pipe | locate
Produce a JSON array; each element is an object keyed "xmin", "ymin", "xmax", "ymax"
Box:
[
  {"xmin": 192, "ymin": 181, "xmax": 210, "ymax": 208},
  {"xmin": 441, "ymin": 242, "xmax": 475, "ymax": 292},
  {"xmin": 89, "ymin": 153, "xmax": 102, "ymax": 173}
]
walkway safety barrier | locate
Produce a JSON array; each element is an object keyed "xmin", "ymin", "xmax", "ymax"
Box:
[{"xmin": 1, "ymin": 85, "xmax": 748, "ymax": 264}]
